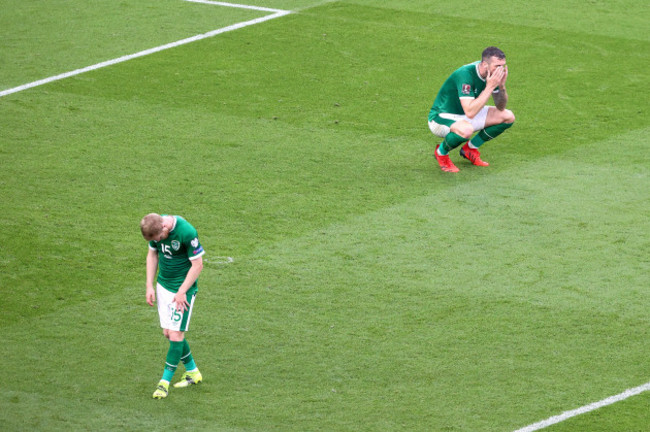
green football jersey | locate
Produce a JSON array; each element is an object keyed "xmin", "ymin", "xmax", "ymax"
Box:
[
  {"xmin": 148, "ymin": 215, "xmax": 205, "ymax": 294},
  {"xmin": 428, "ymin": 61, "xmax": 494, "ymax": 121}
]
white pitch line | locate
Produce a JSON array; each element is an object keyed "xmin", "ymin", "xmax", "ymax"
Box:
[
  {"xmin": 513, "ymin": 381, "xmax": 650, "ymax": 432},
  {"xmin": 0, "ymin": 1, "xmax": 291, "ymax": 98},
  {"xmin": 183, "ymin": 0, "xmax": 287, "ymax": 13}
]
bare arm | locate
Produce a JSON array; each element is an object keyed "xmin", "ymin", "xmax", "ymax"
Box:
[
  {"xmin": 145, "ymin": 248, "xmax": 158, "ymax": 306},
  {"xmin": 492, "ymin": 65, "xmax": 509, "ymax": 110},
  {"xmin": 173, "ymin": 257, "xmax": 204, "ymax": 312},
  {"xmin": 492, "ymin": 88, "xmax": 508, "ymax": 111},
  {"xmin": 460, "ymin": 90, "xmax": 494, "ymax": 119}
]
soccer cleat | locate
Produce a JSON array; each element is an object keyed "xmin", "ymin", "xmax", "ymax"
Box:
[
  {"xmin": 152, "ymin": 380, "xmax": 169, "ymax": 399},
  {"xmin": 173, "ymin": 370, "xmax": 203, "ymax": 388},
  {"xmin": 460, "ymin": 143, "xmax": 489, "ymax": 166},
  {"xmin": 434, "ymin": 145, "xmax": 459, "ymax": 173}
]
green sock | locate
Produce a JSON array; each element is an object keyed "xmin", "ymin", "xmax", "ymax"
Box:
[
  {"xmin": 162, "ymin": 340, "xmax": 184, "ymax": 382},
  {"xmin": 181, "ymin": 339, "xmax": 198, "ymax": 372},
  {"xmin": 438, "ymin": 132, "xmax": 466, "ymax": 155},
  {"xmin": 470, "ymin": 122, "xmax": 513, "ymax": 148}
]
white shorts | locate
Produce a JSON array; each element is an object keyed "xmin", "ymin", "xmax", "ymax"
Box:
[
  {"xmin": 428, "ymin": 106, "xmax": 491, "ymax": 138},
  {"xmin": 156, "ymin": 283, "xmax": 196, "ymax": 332}
]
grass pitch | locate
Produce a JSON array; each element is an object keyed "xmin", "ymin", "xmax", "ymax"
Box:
[{"xmin": 1, "ymin": 1, "xmax": 648, "ymax": 431}]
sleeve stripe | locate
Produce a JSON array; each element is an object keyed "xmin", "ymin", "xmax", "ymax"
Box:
[{"xmin": 189, "ymin": 251, "xmax": 205, "ymax": 260}]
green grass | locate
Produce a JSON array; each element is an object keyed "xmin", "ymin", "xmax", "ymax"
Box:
[
  {"xmin": 1, "ymin": 1, "xmax": 649, "ymax": 431},
  {"xmin": 0, "ymin": 0, "xmax": 267, "ymax": 89},
  {"xmin": 546, "ymin": 392, "xmax": 650, "ymax": 432}
]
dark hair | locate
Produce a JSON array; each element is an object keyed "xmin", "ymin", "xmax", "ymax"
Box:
[{"xmin": 482, "ymin": 46, "xmax": 505, "ymax": 61}]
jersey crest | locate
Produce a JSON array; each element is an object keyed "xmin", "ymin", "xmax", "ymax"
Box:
[{"xmin": 171, "ymin": 240, "xmax": 181, "ymax": 251}]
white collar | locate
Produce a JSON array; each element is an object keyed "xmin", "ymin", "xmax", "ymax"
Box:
[{"xmin": 475, "ymin": 62, "xmax": 486, "ymax": 82}]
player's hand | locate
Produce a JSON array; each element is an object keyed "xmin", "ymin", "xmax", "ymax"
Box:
[
  {"xmin": 499, "ymin": 65, "xmax": 508, "ymax": 88},
  {"xmin": 487, "ymin": 67, "xmax": 504, "ymax": 90},
  {"xmin": 174, "ymin": 293, "xmax": 189, "ymax": 312},
  {"xmin": 146, "ymin": 286, "xmax": 156, "ymax": 306}
]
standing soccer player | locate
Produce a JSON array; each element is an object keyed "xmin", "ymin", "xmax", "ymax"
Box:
[
  {"xmin": 428, "ymin": 46, "xmax": 516, "ymax": 172},
  {"xmin": 140, "ymin": 213, "xmax": 205, "ymax": 399}
]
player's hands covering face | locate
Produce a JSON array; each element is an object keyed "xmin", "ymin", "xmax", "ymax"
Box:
[{"xmin": 487, "ymin": 66, "xmax": 504, "ymax": 90}]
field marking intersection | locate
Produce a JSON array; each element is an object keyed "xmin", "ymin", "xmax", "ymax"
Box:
[{"xmin": 0, "ymin": 0, "xmax": 291, "ymax": 98}]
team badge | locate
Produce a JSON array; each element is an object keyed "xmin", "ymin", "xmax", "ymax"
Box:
[
  {"xmin": 191, "ymin": 238, "xmax": 199, "ymax": 248},
  {"xmin": 462, "ymin": 84, "xmax": 471, "ymax": 95},
  {"xmin": 171, "ymin": 240, "xmax": 181, "ymax": 251}
]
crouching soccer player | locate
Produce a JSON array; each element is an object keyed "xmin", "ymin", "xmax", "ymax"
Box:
[
  {"xmin": 428, "ymin": 46, "xmax": 515, "ymax": 172},
  {"xmin": 140, "ymin": 213, "xmax": 205, "ymax": 399}
]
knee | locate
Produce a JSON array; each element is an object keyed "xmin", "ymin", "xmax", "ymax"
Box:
[
  {"xmin": 454, "ymin": 125, "xmax": 473, "ymax": 139},
  {"xmin": 504, "ymin": 110, "xmax": 515, "ymax": 124},
  {"xmin": 459, "ymin": 128, "xmax": 473, "ymax": 139},
  {"xmin": 450, "ymin": 121, "xmax": 473, "ymax": 139},
  {"xmin": 168, "ymin": 331, "xmax": 185, "ymax": 342}
]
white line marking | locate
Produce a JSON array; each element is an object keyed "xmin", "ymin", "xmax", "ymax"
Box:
[
  {"xmin": 513, "ymin": 381, "xmax": 650, "ymax": 432},
  {"xmin": 183, "ymin": 0, "xmax": 287, "ymax": 13},
  {"xmin": 0, "ymin": 1, "xmax": 291, "ymax": 98},
  {"xmin": 204, "ymin": 256, "xmax": 234, "ymax": 265}
]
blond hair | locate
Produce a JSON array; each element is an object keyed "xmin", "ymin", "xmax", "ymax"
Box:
[{"xmin": 140, "ymin": 213, "xmax": 163, "ymax": 240}]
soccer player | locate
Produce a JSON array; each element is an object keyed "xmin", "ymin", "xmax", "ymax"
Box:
[
  {"xmin": 140, "ymin": 213, "xmax": 205, "ymax": 399},
  {"xmin": 428, "ymin": 46, "xmax": 515, "ymax": 172}
]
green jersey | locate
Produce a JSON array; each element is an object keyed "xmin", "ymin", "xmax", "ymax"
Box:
[
  {"xmin": 148, "ymin": 215, "xmax": 205, "ymax": 294},
  {"xmin": 429, "ymin": 61, "xmax": 494, "ymax": 121}
]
